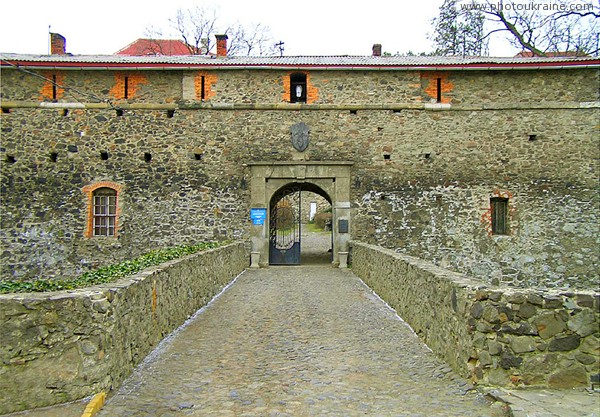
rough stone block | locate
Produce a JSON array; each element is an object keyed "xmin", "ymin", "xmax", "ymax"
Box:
[
  {"xmin": 543, "ymin": 296, "xmax": 564, "ymax": 309},
  {"xmin": 576, "ymin": 294, "xmax": 594, "ymax": 308},
  {"xmin": 479, "ymin": 350, "xmax": 493, "ymax": 366},
  {"xmin": 527, "ymin": 293, "xmax": 544, "ymax": 306},
  {"xmin": 580, "ymin": 335, "xmax": 599, "ymax": 355},
  {"xmin": 549, "ymin": 334, "xmax": 581, "ymax": 352},
  {"xmin": 534, "ymin": 313, "xmax": 566, "ymax": 339},
  {"xmin": 511, "ymin": 336, "xmax": 537, "ymax": 353},
  {"xmin": 500, "ymin": 349, "xmax": 523, "ymax": 369},
  {"xmin": 516, "ymin": 302, "xmax": 537, "ymax": 319},
  {"xmin": 470, "ymin": 302, "xmax": 484, "ymax": 319},
  {"xmin": 548, "ymin": 364, "xmax": 588, "ymax": 388},
  {"xmin": 482, "ymin": 305, "xmax": 501, "ymax": 323},
  {"xmin": 567, "ymin": 309, "xmax": 598, "ymax": 337},
  {"xmin": 506, "ymin": 293, "xmax": 526, "ymax": 304}
]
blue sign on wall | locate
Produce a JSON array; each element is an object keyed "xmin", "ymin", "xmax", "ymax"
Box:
[{"xmin": 250, "ymin": 208, "xmax": 267, "ymax": 225}]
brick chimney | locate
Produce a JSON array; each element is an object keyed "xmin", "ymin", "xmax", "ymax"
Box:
[
  {"xmin": 372, "ymin": 44, "xmax": 382, "ymax": 57},
  {"xmin": 215, "ymin": 34, "xmax": 228, "ymax": 58},
  {"xmin": 50, "ymin": 33, "xmax": 67, "ymax": 55}
]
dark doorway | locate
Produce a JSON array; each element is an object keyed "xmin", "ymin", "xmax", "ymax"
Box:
[{"xmin": 269, "ymin": 183, "xmax": 332, "ymax": 265}]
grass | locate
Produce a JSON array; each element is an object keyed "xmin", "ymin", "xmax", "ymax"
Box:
[
  {"xmin": 304, "ymin": 222, "xmax": 328, "ymax": 233},
  {"xmin": 0, "ymin": 242, "xmax": 222, "ymax": 294}
]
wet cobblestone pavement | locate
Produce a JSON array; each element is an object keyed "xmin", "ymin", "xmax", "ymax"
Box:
[{"xmin": 96, "ymin": 263, "xmax": 495, "ymax": 417}]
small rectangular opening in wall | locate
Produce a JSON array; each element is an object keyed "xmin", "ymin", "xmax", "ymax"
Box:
[
  {"xmin": 144, "ymin": 152, "xmax": 152, "ymax": 163},
  {"xmin": 6, "ymin": 155, "xmax": 16, "ymax": 164},
  {"xmin": 392, "ymin": 109, "xmax": 401, "ymax": 113},
  {"xmin": 350, "ymin": 110, "xmax": 357, "ymax": 115},
  {"xmin": 424, "ymin": 153, "xmax": 431, "ymax": 159},
  {"xmin": 124, "ymin": 76, "xmax": 129, "ymax": 99},
  {"xmin": 50, "ymin": 152, "xmax": 58, "ymax": 162},
  {"xmin": 200, "ymin": 76, "xmax": 206, "ymax": 101},
  {"xmin": 194, "ymin": 153, "xmax": 203, "ymax": 161},
  {"xmin": 1, "ymin": 107, "xmax": 10, "ymax": 114},
  {"xmin": 100, "ymin": 151, "xmax": 109, "ymax": 160},
  {"xmin": 436, "ymin": 78, "xmax": 442, "ymax": 103},
  {"xmin": 116, "ymin": 108, "xmax": 124, "ymax": 117},
  {"xmin": 384, "ymin": 154, "xmax": 391, "ymax": 160},
  {"xmin": 52, "ymin": 74, "xmax": 57, "ymax": 101},
  {"xmin": 62, "ymin": 109, "xmax": 69, "ymax": 117},
  {"xmin": 491, "ymin": 197, "xmax": 509, "ymax": 235},
  {"xmin": 166, "ymin": 110, "xmax": 175, "ymax": 118},
  {"xmin": 528, "ymin": 134, "xmax": 538, "ymax": 142}
]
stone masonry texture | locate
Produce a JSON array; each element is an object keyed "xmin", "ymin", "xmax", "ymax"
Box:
[
  {"xmin": 0, "ymin": 242, "xmax": 247, "ymax": 414},
  {"xmin": 351, "ymin": 241, "xmax": 599, "ymax": 391},
  {"xmin": 1, "ymin": 64, "xmax": 598, "ymax": 289}
]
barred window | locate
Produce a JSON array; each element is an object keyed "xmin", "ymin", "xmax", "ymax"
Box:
[
  {"xmin": 491, "ymin": 197, "xmax": 509, "ymax": 235},
  {"xmin": 93, "ymin": 187, "xmax": 117, "ymax": 236}
]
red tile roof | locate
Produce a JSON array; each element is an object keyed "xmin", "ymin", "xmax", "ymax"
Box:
[
  {"xmin": 116, "ymin": 39, "xmax": 200, "ymax": 56},
  {"xmin": 515, "ymin": 51, "xmax": 588, "ymax": 58}
]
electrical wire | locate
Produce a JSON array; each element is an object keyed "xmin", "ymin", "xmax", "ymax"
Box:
[{"xmin": 1, "ymin": 58, "xmax": 121, "ymax": 110}]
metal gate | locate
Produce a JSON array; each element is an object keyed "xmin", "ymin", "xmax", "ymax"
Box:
[{"xmin": 269, "ymin": 186, "xmax": 301, "ymax": 265}]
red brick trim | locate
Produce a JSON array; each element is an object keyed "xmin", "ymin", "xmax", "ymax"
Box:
[
  {"xmin": 481, "ymin": 189, "xmax": 516, "ymax": 236},
  {"xmin": 82, "ymin": 181, "xmax": 124, "ymax": 238},
  {"xmin": 282, "ymin": 71, "xmax": 319, "ymax": 104}
]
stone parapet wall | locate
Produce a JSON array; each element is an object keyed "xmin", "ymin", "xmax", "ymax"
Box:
[
  {"xmin": 350, "ymin": 241, "xmax": 599, "ymax": 389},
  {"xmin": 0, "ymin": 242, "xmax": 248, "ymax": 414}
]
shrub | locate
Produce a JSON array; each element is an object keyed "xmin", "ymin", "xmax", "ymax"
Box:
[
  {"xmin": 0, "ymin": 242, "xmax": 221, "ymax": 294},
  {"xmin": 313, "ymin": 212, "xmax": 332, "ymax": 230}
]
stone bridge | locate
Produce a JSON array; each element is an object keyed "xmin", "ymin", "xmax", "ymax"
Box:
[{"xmin": 0, "ymin": 237, "xmax": 597, "ymax": 415}]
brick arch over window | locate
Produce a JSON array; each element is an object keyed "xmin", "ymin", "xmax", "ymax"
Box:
[{"xmin": 82, "ymin": 181, "xmax": 124, "ymax": 238}]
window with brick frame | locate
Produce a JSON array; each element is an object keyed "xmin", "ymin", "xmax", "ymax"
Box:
[
  {"xmin": 92, "ymin": 187, "xmax": 117, "ymax": 236},
  {"xmin": 290, "ymin": 73, "xmax": 307, "ymax": 103},
  {"xmin": 490, "ymin": 197, "xmax": 509, "ymax": 235}
]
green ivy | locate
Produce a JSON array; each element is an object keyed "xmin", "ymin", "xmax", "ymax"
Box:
[{"xmin": 0, "ymin": 242, "xmax": 221, "ymax": 294}]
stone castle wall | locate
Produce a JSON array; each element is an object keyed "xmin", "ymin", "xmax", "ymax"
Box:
[
  {"xmin": 0, "ymin": 242, "xmax": 247, "ymax": 414},
  {"xmin": 1, "ymin": 66, "xmax": 598, "ymax": 288},
  {"xmin": 351, "ymin": 241, "xmax": 599, "ymax": 389}
]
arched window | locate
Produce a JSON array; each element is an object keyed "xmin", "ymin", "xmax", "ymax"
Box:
[
  {"xmin": 290, "ymin": 73, "xmax": 307, "ymax": 103},
  {"xmin": 92, "ymin": 187, "xmax": 117, "ymax": 236}
]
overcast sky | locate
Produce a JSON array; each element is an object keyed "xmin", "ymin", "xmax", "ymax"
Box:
[{"xmin": 0, "ymin": 0, "xmax": 518, "ymax": 56}]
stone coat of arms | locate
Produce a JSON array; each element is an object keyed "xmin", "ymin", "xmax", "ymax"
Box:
[{"xmin": 290, "ymin": 122, "xmax": 310, "ymax": 152}]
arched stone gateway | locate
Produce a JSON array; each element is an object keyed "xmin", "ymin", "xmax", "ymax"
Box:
[
  {"xmin": 248, "ymin": 162, "xmax": 353, "ymax": 268},
  {"xmin": 269, "ymin": 182, "xmax": 331, "ymax": 265}
]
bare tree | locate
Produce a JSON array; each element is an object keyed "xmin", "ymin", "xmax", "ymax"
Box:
[
  {"xmin": 171, "ymin": 6, "xmax": 217, "ymax": 55},
  {"xmin": 227, "ymin": 22, "xmax": 278, "ymax": 56},
  {"xmin": 432, "ymin": 0, "xmax": 599, "ymax": 56},
  {"xmin": 145, "ymin": 7, "xmax": 279, "ymax": 56}
]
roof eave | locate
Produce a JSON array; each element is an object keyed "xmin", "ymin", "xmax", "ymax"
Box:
[{"xmin": 1, "ymin": 58, "xmax": 599, "ymax": 71}]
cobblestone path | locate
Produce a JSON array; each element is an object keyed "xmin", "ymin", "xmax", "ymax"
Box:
[{"xmin": 96, "ymin": 260, "xmax": 495, "ymax": 417}]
